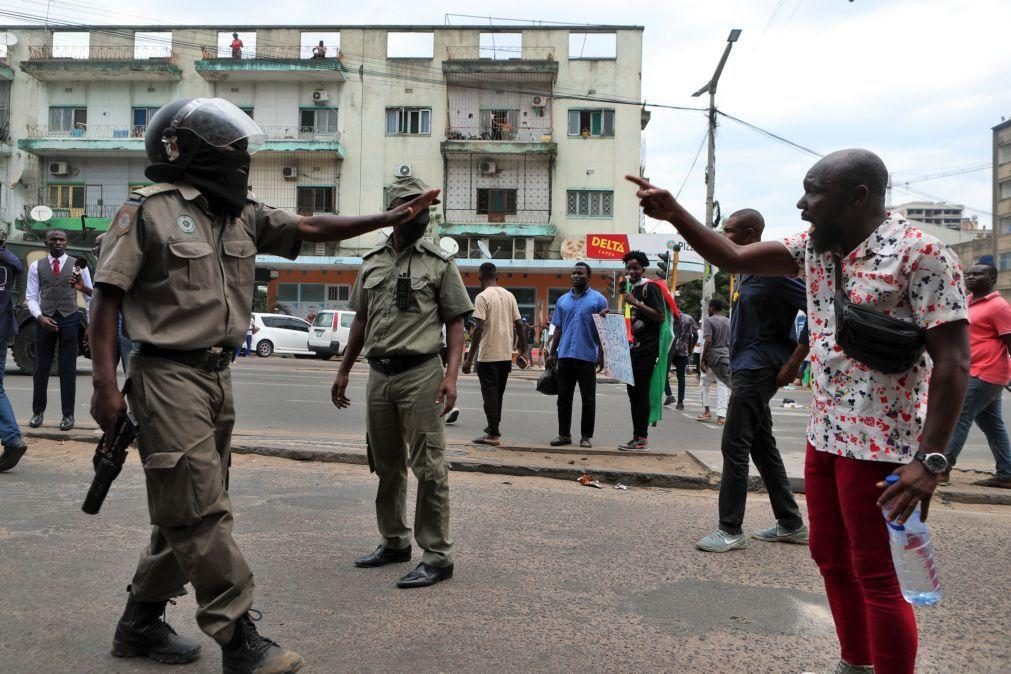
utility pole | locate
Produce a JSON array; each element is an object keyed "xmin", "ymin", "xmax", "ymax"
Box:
[{"xmin": 692, "ymin": 29, "xmax": 742, "ymax": 315}]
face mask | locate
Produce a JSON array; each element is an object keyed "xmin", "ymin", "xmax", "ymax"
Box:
[
  {"xmin": 395, "ymin": 208, "xmax": 430, "ymax": 246},
  {"xmin": 183, "ymin": 145, "xmax": 251, "ymax": 217}
]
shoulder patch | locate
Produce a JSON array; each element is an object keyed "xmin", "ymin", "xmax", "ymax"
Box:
[{"xmin": 109, "ymin": 203, "xmax": 140, "ymax": 236}]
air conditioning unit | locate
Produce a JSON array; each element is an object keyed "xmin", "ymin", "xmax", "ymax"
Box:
[
  {"xmin": 531, "ymin": 95, "xmax": 546, "ymax": 108},
  {"xmin": 312, "ymin": 89, "xmax": 330, "ymax": 104},
  {"xmin": 48, "ymin": 162, "xmax": 69, "ymax": 176},
  {"xmin": 394, "ymin": 163, "xmax": 413, "ymax": 178},
  {"xmin": 479, "ymin": 161, "xmax": 497, "ymax": 175},
  {"xmin": 282, "ymin": 166, "xmax": 298, "ymax": 180}
]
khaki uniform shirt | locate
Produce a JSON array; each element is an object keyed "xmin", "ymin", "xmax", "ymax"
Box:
[
  {"xmin": 350, "ymin": 238, "xmax": 472, "ymax": 358},
  {"xmin": 95, "ymin": 182, "xmax": 301, "ymax": 350}
]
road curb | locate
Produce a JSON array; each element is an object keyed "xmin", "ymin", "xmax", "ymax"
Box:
[{"xmin": 26, "ymin": 430, "xmax": 1011, "ymax": 506}]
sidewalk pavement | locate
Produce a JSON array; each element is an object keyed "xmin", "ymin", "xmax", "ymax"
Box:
[{"xmin": 28, "ymin": 425, "xmax": 1011, "ymax": 506}]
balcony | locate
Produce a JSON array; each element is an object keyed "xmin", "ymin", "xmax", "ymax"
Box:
[
  {"xmin": 20, "ymin": 46, "xmax": 182, "ymax": 82},
  {"xmin": 18, "ymin": 125, "xmax": 346, "ymax": 157},
  {"xmin": 443, "ymin": 46, "xmax": 557, "ymax": 81},
  {"xmin": 0, "ymin": 55, "xmax": 12, "ymax": 81},
  {"xmin": 194, "ymin": 46, "xmax": 346, "ymax": 82},
  {"xmin": 18, "ymin": 204, "xmax": 118, "ymax": 238},
  {"xmin": 441, "ymin": 126, "xmax": 556, "ymax": 156}
]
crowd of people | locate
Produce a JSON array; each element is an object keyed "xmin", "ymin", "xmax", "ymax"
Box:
[{"xmin": 0, "ymin": 94, "xmax": 1008, "ymax": 674}]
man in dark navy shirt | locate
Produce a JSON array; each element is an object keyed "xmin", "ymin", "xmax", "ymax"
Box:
[
  {"xmin": 0, "ymin": 231, "xmax": 26, "ymax": 472},
  {"xmin": 697, "ymin": 209, "xmax": 810, "ymax": 553}
]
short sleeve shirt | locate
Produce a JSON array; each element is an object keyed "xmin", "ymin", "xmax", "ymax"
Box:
[
  {"xmin": 967, "ymin": 292, "xmax": 1011, "ymax": 385},
  {"xmin": 473, "ymin": 286, "xmax": 521, "ymax": 363},
  {"xmin": 628, "ymin": 281, "xmax": 666, "ymax": 362},
  {"xmin": 730, "ymin": 275, "xmax": 807, "ymax": 372},
  {"xmin": 551, "ymin": 288, "xmax": 608, "ymax": 362},
  {"xmin": 95, "ymin": 183, "xmax": 301, "ymax": 349},
  {"xmin": 781, "ymin": 215, "xmax": 968, "ymax": 463},
  {"xmin": 702, "ymin": 314, "xmax": 731, "ymax": 361},
  {"xmin": 350, "ymin": 239, "xmax": 473, "ymax": 358}
]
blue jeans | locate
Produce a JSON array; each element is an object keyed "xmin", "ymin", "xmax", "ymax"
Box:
[
  {"xmin": 0, "ymin": 347, "xmax": 22, "ymax": 445},
  {"xmin": 945, "ymin": 376, "xmax": 1011, "ymax": 479}
]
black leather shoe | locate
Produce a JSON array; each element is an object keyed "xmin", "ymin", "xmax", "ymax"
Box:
[
  {"xmin": 354, "ymin": 545, "xmax": 412, "ymax": 568},
  {"xmin": 549, "ymin": 435, "xmax": 572, "ymax": 447},
  {"xmin": 59, "ymin": 415, "xmax": 75, "ymax": 431},
  {"xmin": 0, "ymin": 440, "xmax": 27, "ymax": 473},
  {"xmin": 396, "ymin": 562, "xmax": 453, "ymax": 588},
  {"xmin": 28, "ymin": 414, "xmax": 43, "ymax": 428}
]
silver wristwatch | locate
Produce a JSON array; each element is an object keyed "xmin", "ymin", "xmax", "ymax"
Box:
[{"xmin": 914, "ymin": 451, "xmax": 949, "ymax": 474}]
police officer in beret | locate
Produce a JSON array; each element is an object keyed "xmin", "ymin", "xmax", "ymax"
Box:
[
  {"xmin": 90, "ymin": 98, "xmax": 438, "ymax": 673},
  {"xmin": 332, "ymin": 175, "xmax": 472, "ymax": 589}
]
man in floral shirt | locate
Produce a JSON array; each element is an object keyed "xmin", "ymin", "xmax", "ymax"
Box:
[{"xmin": 628, "ymin": 149, "xmax": 969, "ymax": 674}]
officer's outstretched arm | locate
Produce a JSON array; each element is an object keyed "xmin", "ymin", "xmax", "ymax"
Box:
[
  {"xmin": 90, "ymin": 284, "xmax": 127, "ymax": 432},
  {"xmin": 298, "ymin": 190, "xmax": 441, "ymax": 242}
]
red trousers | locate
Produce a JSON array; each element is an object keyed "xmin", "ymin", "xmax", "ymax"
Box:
[{"xmin": 805, "ymin": 444, "xmax": 918, "ymax": 674}]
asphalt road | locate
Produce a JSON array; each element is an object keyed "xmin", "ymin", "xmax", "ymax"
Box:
[
  {"xmin": 1, "ymin": 441, "xmax": 1008, "ymax": 673},
  {"xmin": 5, "ymin": 355, "xmax": 1002, "ymax": 472}
]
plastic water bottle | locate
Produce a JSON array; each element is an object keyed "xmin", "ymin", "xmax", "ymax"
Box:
[{"xmin": 882, "ymin": 474, "xmax": 942, "ymax": 606}]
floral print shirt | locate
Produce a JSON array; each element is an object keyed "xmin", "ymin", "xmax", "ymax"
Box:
[{"xmin": 782, "ymin": 215, "xmax": 967, "ymax": 463}]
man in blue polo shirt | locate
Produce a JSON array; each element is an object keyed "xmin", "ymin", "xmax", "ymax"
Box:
[
  {"xmin": 546, "ymin": 262, "xmax": 608, "ymax": 448},
  {"xmin": 696, "ymin": 209, "xmax": 810, "ymax": 553}
]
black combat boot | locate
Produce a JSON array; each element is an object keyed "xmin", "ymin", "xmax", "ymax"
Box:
[
  {"xmin": 112, "ymin": 596, "xmax": 202, "ymax": 664},
  {"xmin": 221, "ymin": 612, "xmax": 303, "ymax": 674}
]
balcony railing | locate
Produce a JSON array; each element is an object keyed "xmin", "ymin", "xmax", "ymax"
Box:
[
  {"xmin": 27, "ymin": 46, "xmax": 177, "ymax": 62},
  {"xmin": 200, "ymin": 45, "xmax": 343, "ymax": 62},
  {"xmin": 27, "ymin": 124, "xmax": 342, "ymax": 143},
  {"xmin": 445, "ymin": 46, "xmax": 555, "ymax": 61},
  {"xmin": 37, "ymin": 204, "xmax": 120, "ymax": 220},
  {"xmin": 446, "ymin": 125, "xmax": 552, "ymax": 142}
]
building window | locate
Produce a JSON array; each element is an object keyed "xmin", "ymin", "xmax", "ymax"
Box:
[
  {"xmin": 327, "ymin": 285, "xmax": 350, "ymax": 302},
  {"xmin": 386, "ymin": 107, "xmax": 431, "ymax": 135},
  {"xmin": 567, "ymin": 109, "xmax": 615, "ymax": 137},
  {"xmin": 568, "ymin": 32, "xmax": 617, "ymax": 60},
  {"xmin": 47, "ymin": 184, "xmax": 85, "ymax": 215},
  {"xmin": 239, "ymin": 107, "xmax": 254, "ymax": 119},
  {"xmin": 998, "ymin": 145, "xmax": 1011, "ymax": 165},
  {"xmin": 511, "ymin": 287, "xmax": 536, "ymax": 323},
  {"xmin": 1001, "ymin": 181, "xmax": 1011, "ymax": 200},
  {"xmin": 296, "ymin": 186, "xmax": 336, "ymax": 214},
  {"xmin": 1000, "ymin": 253, "xmax": 1011, "ymax": 272},
  {"xmin": 567, "ymin": 190, "xmax": 613, "ymax": 217},
  {"xmin": 476, "ymin": 189, "xmax": 518, "ymax": 216},
  {"xmin": 49, "ymin": 107, "xmax": 87, "ymax": 134},
  {"xmin": 1001, "ymin": 218, "xmax": 1011, "ymax": 235},
  {"xmin": 299, "ymin": 108, "xmax": 337, "ymax": 136},
  {"xmin": 131, "ymin": 107, "xmax": 161, "ymax": 137}
]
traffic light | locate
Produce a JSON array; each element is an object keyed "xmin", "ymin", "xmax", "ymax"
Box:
[{"xmin": 657, "ymin": 251, "xmax": 671, "ymax": 280}]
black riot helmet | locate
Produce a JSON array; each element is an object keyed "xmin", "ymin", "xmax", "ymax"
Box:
[{"xmin": 144, "ymin": 98, "xmax": 266, "ymax": 182}]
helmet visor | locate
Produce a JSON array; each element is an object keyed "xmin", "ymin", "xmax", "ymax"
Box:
[{"xmin": 172, "ymin": 98, "xmax": 266, "ymax": 153}]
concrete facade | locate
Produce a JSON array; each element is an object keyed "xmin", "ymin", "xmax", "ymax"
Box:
[
  {"xmin": 0, "ymin": 24, "xmax": 645, "ymax": 261},
  {"xmin": 888, "ymin": 200, "xmax": 964, "ymax": 230}
]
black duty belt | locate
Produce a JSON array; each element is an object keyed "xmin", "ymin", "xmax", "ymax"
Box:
[
  {"xmin": 368, "ymin": 353, "xmax": 438, "ymax": 376},
  {"xmin": 138, "ymin": 344, "xmax": 233, "ymax": 373}
]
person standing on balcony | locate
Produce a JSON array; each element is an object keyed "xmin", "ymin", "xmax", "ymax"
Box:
[
  {"xmin": 312, "ymin": 40, "xmax": 327, "ymax": 59},
  {"xmin": 230, "ymin": 33, "xmax": 243, "ymax": 59},
  {"xmin": 26, "ymin": 229, "xmax": 92, "ymax": 432}
]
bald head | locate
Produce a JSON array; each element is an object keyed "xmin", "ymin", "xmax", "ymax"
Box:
[
  {"xmin": 723, "ymin": 208, "xmax": 765, "ymax": 245},
  {"xmin": 812, "ymin": 149, "xmax": 889, "ymax": 205}
]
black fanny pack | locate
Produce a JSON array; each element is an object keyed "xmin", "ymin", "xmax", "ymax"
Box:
[{"xmin": 833, "ymin": 255, "xmax": 925, "ymax": 374}]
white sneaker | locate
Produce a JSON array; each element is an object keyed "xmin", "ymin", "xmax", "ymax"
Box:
[
  {"xmin": 445, "ymin": 407, "xmax": 460, "ymax": 424},
  {"xmin": 696, "ymin": 529, "xmax": 748, "ymax": 553}
]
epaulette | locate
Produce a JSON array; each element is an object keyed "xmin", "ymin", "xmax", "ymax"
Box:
[
  {"xmin": 130, "ymin": 183, "xmax": 180, "ymax": 202},
  {"xmin": 362, "ymin": 242, "xmax": 388, "ymax": 259},
  {"xmin": 418, "ymin": 238, "xmax": 452, "ymax": 261}
]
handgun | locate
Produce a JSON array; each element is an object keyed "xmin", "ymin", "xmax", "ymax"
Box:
[{"xmin": 82, "ymin": 414, "xmax": 138, "ymax": 515}]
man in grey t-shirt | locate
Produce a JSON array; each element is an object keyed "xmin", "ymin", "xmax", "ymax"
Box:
[{"xmin": 699, "ymin": 297, "xmax": 732, "ymax": 422}]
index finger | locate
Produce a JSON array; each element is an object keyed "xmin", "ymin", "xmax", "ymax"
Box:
[{"xmin": 625, "ymin": 174, "xmax": 657, "ymax": 190}]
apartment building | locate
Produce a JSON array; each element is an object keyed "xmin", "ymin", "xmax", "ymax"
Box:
[
  {"xmin": 0, "ymin": 24, "xmax": 683, "ymax": 321},
  {"xmin": 951, "ymin": 117, "xmax": 1011, "ymax": 298},
  {"xmin": 888, "ymin": 200, "xmax": 964, "ymax": 230}
]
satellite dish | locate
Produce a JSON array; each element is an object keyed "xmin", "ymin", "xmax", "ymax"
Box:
[
  {"xmin": 30, "ymin": 205, "xmax": 53, "ymax": 222},
  {"xmin": 439, "ymin": 237, "xmax": 459, "ymax": 257},
  {"xmin": 0, "ymin": 32, "xmax": 18, "ymax": 46},
  {"xmin": 477, "ymin": 240, "xmax": 492, "ymax": 259}
]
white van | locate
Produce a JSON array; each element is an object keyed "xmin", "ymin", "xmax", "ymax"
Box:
[{"xmin": 308, "ymin": 310, "xmax": 355, "ymax": 359}]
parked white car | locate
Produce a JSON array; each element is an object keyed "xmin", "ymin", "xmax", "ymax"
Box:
[
  {"xmin": 308, "ymin": 310, "xmax": 355, "ymax": 359},
  {"xmin": 251, "ymin": 313, "xmax": 315, "ymax": 358}
]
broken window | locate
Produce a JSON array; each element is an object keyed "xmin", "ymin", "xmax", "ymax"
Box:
[
  {"xmin": 568, "ymin": 32, "xmax": 617, "ymax": 59},
  {"xmin": 387, "ymin": 32, "xmax": 434, "ymax": 59}
]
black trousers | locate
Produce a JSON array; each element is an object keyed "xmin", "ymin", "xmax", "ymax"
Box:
[
  {"xmin": 626, "ymin": 355, "xmax": 655, "ymax": 438},
  {"xmin": 718, "ymin": 367, "xmax": 803, "ymax": 535},
  {"xmin": 476, "ymin": 360, "xmax": 511, "ymax": 437},
  {"xmin": 556, "ymin": 357, "xmax": 596, "ymax": 439},
  {"xmin": 32, "ymin": 312, "xmax": 79, "ymax": 417},
  {"xmin": 664, "ymin": 354, "xmax": 689, "ymax": 401}
]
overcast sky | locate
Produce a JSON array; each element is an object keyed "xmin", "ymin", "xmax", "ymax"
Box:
[{"xmin": 7, "ymin": 0, "xmax": 1008, "ymax": 239}]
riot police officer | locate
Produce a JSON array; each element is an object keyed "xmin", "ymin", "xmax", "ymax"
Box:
[
  {"xmin": 332, "ymin": 176, "xmax": 472, "ymax": 588},
  {"xmin": 90, "ymin": 98, "xmax": 438, "ymax": 673}
]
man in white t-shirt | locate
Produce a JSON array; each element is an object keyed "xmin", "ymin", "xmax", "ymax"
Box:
[{"xmin": 462, "ymin": 262, "xmax": 527, "ymax": 446}]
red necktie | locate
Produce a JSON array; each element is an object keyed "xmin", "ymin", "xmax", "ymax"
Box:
[{"xmin": 52, "ymin": 259, "xmax": 60, "ymax": 275}]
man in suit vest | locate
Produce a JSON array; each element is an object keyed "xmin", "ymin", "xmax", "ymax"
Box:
[{"xmin": 26, "ymin": 229, "xmax": 92, "ymax": 431}]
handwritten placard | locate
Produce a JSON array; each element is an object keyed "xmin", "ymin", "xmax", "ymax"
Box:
[{"xmin": 593, "ymin": 314, "xmax": 634, "ymax": 385}]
